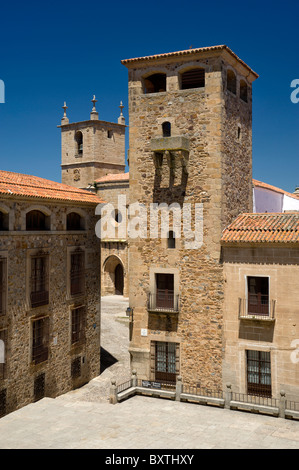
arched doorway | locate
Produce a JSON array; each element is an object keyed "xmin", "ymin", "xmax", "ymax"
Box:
[
  {"xmin": 103, "ymin": 255, "xmax": 125, "ymax": 296},
  {"xmin": 115, "ymin": 263, "xmax": 124, "ymax": 295}
]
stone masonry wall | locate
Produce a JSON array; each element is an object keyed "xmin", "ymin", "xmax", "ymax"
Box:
[
  {"xmin": 126, "ymin": 54, "xmax": 253, "ymax": 390},
  {"xmin": 0, "ymin": 197, "xmax": 101, "ymax": 415}
]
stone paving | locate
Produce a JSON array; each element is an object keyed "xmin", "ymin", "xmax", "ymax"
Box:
[{"xmin": 0, "ymin": 296, "xmax": 299, "ymax": 450}]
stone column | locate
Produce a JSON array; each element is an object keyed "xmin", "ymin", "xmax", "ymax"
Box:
[
  {"xmin": 225, "ymin": 383, "xmax": 232, "ymax": 409},
  {"xmin": 176, "ymin": 376, "xmax": 182, "ymax": 401},
  {"xmin": 279, "ymin": 390, "xmax": 286, "ymax": 419},
  {"xmin": 110, "ymin": 379, "xmax": 117, "ymax": 404}
]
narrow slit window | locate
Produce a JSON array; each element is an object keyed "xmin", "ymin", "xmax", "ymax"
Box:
[
  {"xmin": 75, "ymin": 131, "xmax": 83, "ymax": 156},
  {"xmin": 240, "ymin": 80, "xmax": 248, "ymax": 102},
  {"xmin": 162, "ymin": 122, "xmax": 171, "ymax": 137},
  {"xmin": 167, "ymin": 231, "xmax": 175, "ymax": 249}
]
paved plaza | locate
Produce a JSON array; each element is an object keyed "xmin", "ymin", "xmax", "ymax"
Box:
[{"xmin": 0, "ymin": 296, "xmax": 299, "ymax": 450}]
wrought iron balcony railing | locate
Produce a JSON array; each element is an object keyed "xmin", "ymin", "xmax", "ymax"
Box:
[
  {"xmin": 238, "ymin": 296, "xmax": 276, "ymax": 321},
  {"xmin": 148, "ymin": 289, "xmax": 180, "ymax": 313}
]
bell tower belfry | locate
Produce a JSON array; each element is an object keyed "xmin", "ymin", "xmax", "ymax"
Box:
[{"xmin": 59, "ymin": 97, "xmax": 126, "ymax": 189}]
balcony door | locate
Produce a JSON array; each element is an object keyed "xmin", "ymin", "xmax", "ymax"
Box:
[
  {"xmin": 155, "ymin": 273, "xmax": 174, "ymax": 309},
  {"xmin": 247, "ymin": 276, "xmax": 269, "ymax": 316}
]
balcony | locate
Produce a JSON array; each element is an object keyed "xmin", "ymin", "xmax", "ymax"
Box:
[
  {"xmin": 238, "ymin": 295, "xmax": 276, "ymax": 321},
  {"xmin": 148, "ymin": 289, "xmax": 180, "ymax": 313},
  {"xmin": 150, "ymin": 136, "xmax": 190, "ymax": 153}
]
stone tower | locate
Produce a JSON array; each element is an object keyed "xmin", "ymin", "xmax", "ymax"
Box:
[
  {"xmin": 121, "ymin": 46, "xmax": 258, "ymax": 389},
  {"xmin": 59, "ymin": 97, "xmax": 126, "ymax": 189}
]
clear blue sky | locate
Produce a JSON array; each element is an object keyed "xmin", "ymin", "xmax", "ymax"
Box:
[{"xmin": 0, "ymin": 0, "xmax": 298, "ymax": 192}]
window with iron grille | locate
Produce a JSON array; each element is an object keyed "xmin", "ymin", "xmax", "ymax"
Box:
[
  {"xmin": 247, "ymin": 350, "xmax": 272, "ymax": 397},
  {"xmin": 71, "ymin": 356, "xmax": 81, "ymax": 379},
  {"xmin": 71, "ymin": 306, "xmax": 86, "ymax": 345},
  {"xmin": 154, "ymin": 341, "xmax": 177, "ymax": 384},
  {"xmin": 30, "ymin": 254, "xmax": 49, "ymax": 308},
  {"xmin": 32, "ymin": 317, "xmax": 49, "ymax": 365},
  {"xmin": 34, "ymin": 373, "xmax": 45, "ymax": 402},
  {"xmin": 0, "ymin": 258, "xmax": 7, "ymax": 316},
  {"xmin": 70, "ymin": 249, "xmax": 85, "ymax": 296},
  {"xmin": 247, "ymin": 276, "xmax": 269, "ymax": 316},
  {"xmin": 0, "ymin": 329, "xmax": 6, "ymax": 380}
]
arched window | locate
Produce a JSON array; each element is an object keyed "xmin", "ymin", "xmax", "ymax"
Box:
[
  {"xmin": 168, "ymin": 231, "xmax": 176, "ymax": 249},
  {"xmin": 26, "ymin": 210, "xmax": 48, "ymax": 231},
  {"xmin": 162, "ymin": 121, "xmax": 171, "ymax": 137},
  {"xmin": 180, "ymin": 68, "xmax": 205, "ymax": 89},
  {"xmin": 227, "ymin": 69, "xmax": 236, "ymax": 94},
  {"xmin": 143, "ymin": 73, "xmax": 166, "ymax": 94},
  {"xmin": 67, "ymin": 212, "xmax": 83, "ymax": 230},
  {"xmin": 75, "ymin": 131, "xmax": 83, "ymax": 156},
  {"xmin": 240, "ymin": 79, "xmax": 248, "ymax": 102}
]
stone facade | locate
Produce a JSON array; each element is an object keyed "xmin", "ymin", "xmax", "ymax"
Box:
[
  {"xmin": 0, "ymin": 180, "xmax": 101, "ymax": 416},
  {"xmin": 121, "ymin": 46, "xmax": 258, "ymax": 389},
  {"xmin": 95, "ymin": 174, "xmax": 129, "ymax": 297},
  {"xmin": 60, "ymin": 100, "xmax": 126, "ymax": 189}
]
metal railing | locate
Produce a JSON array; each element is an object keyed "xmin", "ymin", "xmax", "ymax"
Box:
[
  {"xmin": 111, "ymin": 373, "xmax": 299, "ymax": 421},
  {"xmin": 238, "ymin": 297, "xmax": 276, "ymax": 320},
  {"xmin": 148, "ymin": 290, "xmax": 179, "ymax": 313}
]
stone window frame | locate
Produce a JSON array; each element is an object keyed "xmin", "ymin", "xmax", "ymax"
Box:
[
  {"xmin": 0, "ymin": 203, "xmax": 13, "ymax": 231},
  {"xmin": 70, "ymin": 304, "xmax": 86, "ymax": 347},
  {"xmin": 141, "ymin": 68, "xmax": 168, "ymax": 94},
  {"xmin": 64, "ymin": 207, "xmax": 87, "ymax": 231},
  {"xmin": 149, "ymin": 266, "xmax": 179, "ymax": 302},
  {"xmin": 66, "ymin": 246, "xmax": 86, "ymax": 300},
  {"xmin": 150, "ymin": 340, "xmax": 180, "ymax": 383},
  {"xmin": 26, "ymin": 248, "xmax": 50, "ymax": 311},
  {"xmin": 30, "ymin": 315, "xmax": 50, "ymax": 366},
  {"xmin": 244, "ymin": 273, "xmax": 271, "ymax": 317},
  {"xmin": 22, "ymin": 205, "xmax": 53, "ymax": 232}
]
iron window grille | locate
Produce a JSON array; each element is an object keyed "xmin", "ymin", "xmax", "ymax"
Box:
[
  {"xmin": 30, "ymin": 254, "xmax": 49, "ymax": 308},
  {"xmin": 70, "ymin": 249, "xmax": 85, "ymax": 296},
  {"xmin": 155, "ymin": 341, "xmax": 177, "ymax": 384},
  {"xmin": 71, "ymin": 306, "xmax": 86, "ymax": 345},
  {"xmin": 247, "ymin": 350, "xmax": 272, "ymax": 398},
  {"xmin": 32, "ymin": 317, "xmax": 49, "ymax": 365}
]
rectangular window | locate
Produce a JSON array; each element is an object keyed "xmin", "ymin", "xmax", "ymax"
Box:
[
  {"xmin": 0, "ymin": 258, "xmax": 7, "ymax": 315},
  {"xmin": 247, "ymin": 276, "xmax": 269, "ymax": 316},
  {"xmin": 155, "ymin": 341, "xmax": 177, "ymax": 384},
  {"xmin": 70, "ymin": 250, "xmax": 85, "ymax": 296},
  {"xmin": 155, "ymin": 273, "xmax": 174, "ymax": 310},
  {"xmin": 30, "ymin": 254, "xmax": 49, "ymax": 308},
  {"xmin": 32, "ymin": 317, "xmax": 49, "ymax": 365},
  {"xmin": 71, "ymin": 306, "xmax": 86, "ymax": 345},
  {"xmin": 247, "ymin": 350, "xmax": 271, "ymax": 397}
]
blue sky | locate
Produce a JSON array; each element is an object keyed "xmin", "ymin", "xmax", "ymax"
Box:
[{"xmin": 0, "ymin": 0, "xmax": 298, "ymax": 192}]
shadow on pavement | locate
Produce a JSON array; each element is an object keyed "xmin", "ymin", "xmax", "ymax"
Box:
[{"xmin": 100, "ymin": 347, "xmax": 118, "ymax": 374}]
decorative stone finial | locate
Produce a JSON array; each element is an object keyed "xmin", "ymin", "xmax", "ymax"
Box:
[
  {"xmin": 61, "ymin": 101, "xmax": 69, "ymax": 124},
  {"xmin": 90, "ymin": 95, "xmax": 99, "ymax": 120},
  {"xmin": 118, "ymin": 100, "xmax": 125, "ymax": 125}
]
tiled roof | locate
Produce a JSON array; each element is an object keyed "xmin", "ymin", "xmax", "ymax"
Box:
[
  {"xmin": 95, "ymin": 172, "xmax": 129, "ymax": 184},
  {"xmin": 0, "ymin": 170, "xmax": 104, "ymax": 204},
  {"xmin": 121, "ymin": 45, "xmax": 258, "ymax": 78},
  {"xmin": 221, "ymin": 213, "xmax": 299, "ymax": 244},
  {"xmin": 253, "ymin": 179, "xmax": 299, "ymax": 200}
]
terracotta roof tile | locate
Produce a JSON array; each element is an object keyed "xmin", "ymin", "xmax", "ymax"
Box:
[
  {"xmin": 95, "ymin": 172, "xmax": 129, "ymax": 184},
  {"xmin": 221, "ymin": 213, "xmax": 299, "ymax": 244},
  {"xmin": 121, "ymin": 45, "xmax": 258, "ymax": 78},
  {"xmin": 0, "ymin": 170, "xmax": 104, "ymax": 205}
]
